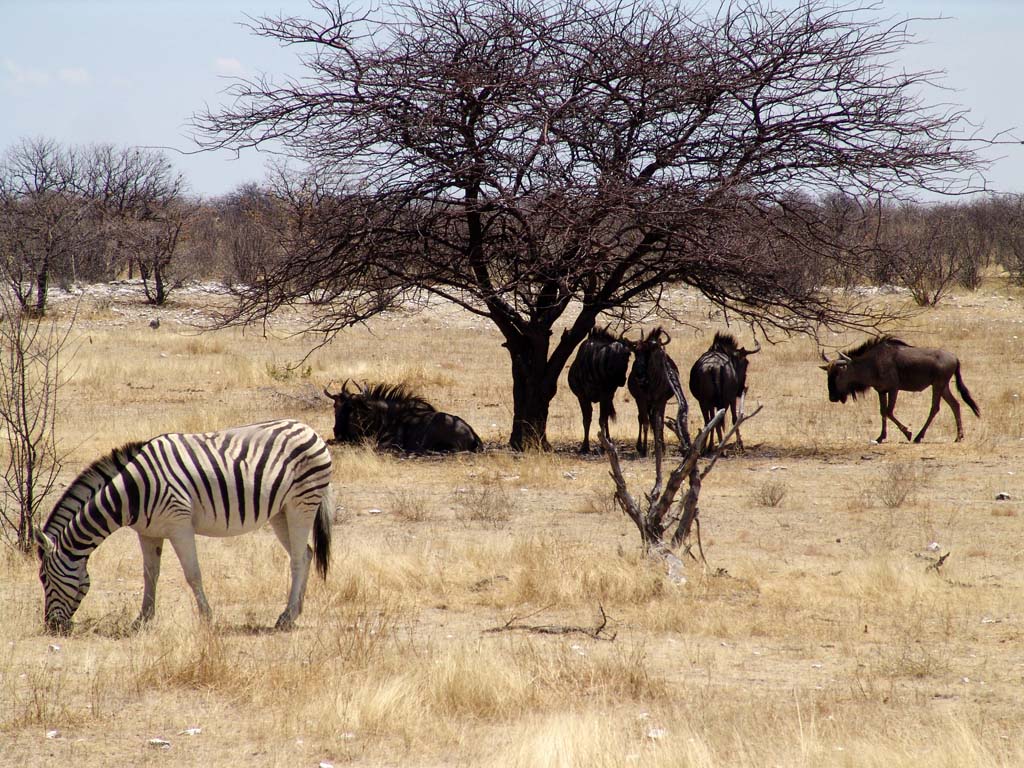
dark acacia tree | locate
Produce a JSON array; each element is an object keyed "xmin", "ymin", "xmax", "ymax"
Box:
[{"xmin": 197, "ymin": 0, "xmax": 986, "ymax": 449}]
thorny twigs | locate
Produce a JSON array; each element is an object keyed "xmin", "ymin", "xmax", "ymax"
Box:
[{"xmin": 600, "ymin": 405, "xmax": 763, "ymax": 582}]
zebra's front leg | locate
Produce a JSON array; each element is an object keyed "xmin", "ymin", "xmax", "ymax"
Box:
[
  {"xmin": 270, "ymin": 513, "xmax": 313, "ymax": 631},
  {"xmin": 132, "ymin": 534, "xmax": 164, "ymax": 630},
  {"xmin": 169, "ymin": 530, "xmax": 213, "ymax": 623}
]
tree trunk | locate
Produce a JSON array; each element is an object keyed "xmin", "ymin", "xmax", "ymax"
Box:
[
  {"xmin": 34, "ymin": 264, "xmax": 49, "ymax": 316},
  {"xmin": 502, "ymin": 312, "xmax": 599, "ymax": 451},
  {"xmin": 506, "ymin": 330, "xmax": 559, "ymax": 451}
]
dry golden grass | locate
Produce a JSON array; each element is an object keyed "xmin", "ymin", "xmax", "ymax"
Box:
[{"xmin": 2, "ymin": 278, "xmax": 1023, "ymax": 766}]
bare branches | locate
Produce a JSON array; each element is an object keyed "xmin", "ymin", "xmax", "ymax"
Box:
[
  {"xmin": 485, "ymin": 604, "xmax": 617, "ymax": 641},
  {"xmin": 0, "ymin": 290, "xmax": 75, "ymax": 551},
  {"xmin": 600, "ymin": 405, "xmax": 762, "ymax": 581},
  {"xmin": 194, "ymin": 0, "xmax": 989, "ymax": 446}
]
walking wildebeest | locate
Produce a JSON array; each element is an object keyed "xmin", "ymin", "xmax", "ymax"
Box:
[
  {"xmin": 819, "ymin": 336, "xmax": 980, "ymax": 443},
  {"xmin": 627, "ymin": 327, "xmax": 690, "ymax": 457},
  {"xmin": 324, "ymin": 381, "xmax": 483, "ymax": 453},
  {"xmin": 568, "ymin": 326, "xmax": 633, "ymax": 453},
  {"xmin": 689, "ymin": 331, "xmax": 760, "ymax": 451}
]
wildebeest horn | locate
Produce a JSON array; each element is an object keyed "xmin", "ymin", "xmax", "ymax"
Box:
[
  {"xmin": 839, "ymin": 352, "xmax": 852, "ymax": 362},
  {"xmin": 820, "ymin": 350, "xmax": 831, "ymax": 364},
  {"xmin": 743, "ymin": 340, "xmax": 761, "ymax": 355},
  {"xmin": 357, "ymin": 381, "xmax": 369, "ymax": 395},
  {"xmin": 657, "ymin": 329, "xmax": 671, "ymax": 346}
]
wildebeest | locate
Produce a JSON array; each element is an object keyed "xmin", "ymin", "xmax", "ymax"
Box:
[
  {"xmin": 627, "ymin": 327, "xmax": 690, "ymax": 457},
  {"xmin": 819, "ymin": 336, "xmax": 980, "ymax": 443},
  {"xmin": 324, "ymin": 381, "xmax": 483, "ymax": 453},
  {"xmin": 689, "ymin": 331, "xmax": 760, "ymax": 451},
  {"xmin": 567, "ymin": 326, "xmax": 633, "ymax": 453}
]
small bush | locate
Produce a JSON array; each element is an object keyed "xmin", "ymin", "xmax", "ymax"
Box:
[
  {"xmin": 878, "ymin": 462, "xmax": 923, "ymax": 509},
  {"xmin": 752, "ymin": 479, "xmax": 788, "ymax": 508},
  {"xmin": 389, "ymin": 490, "xmax": 429, "ymax": 522},
  {"xmin": 454, "ymin": 486, "xmax": 513, "ymax": 528}
]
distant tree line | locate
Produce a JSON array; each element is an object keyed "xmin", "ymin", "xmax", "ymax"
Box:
[{"xmin": 3, "ymin": 136, "xmax": 1023, "ymax": 322}]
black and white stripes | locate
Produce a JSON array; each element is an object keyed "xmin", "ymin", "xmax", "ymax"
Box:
[{"xmin": 36, "ymin": 419, "xmax": 333, "ymax": 633}]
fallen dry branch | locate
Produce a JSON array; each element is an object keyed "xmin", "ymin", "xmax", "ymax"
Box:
[
  {"xmin": 485, "ymin": 605, "xmax": 616, "ymax": 641},
  {"xmin": 600, "ymin": 405, "xmax": 764, "ymax": 582}
]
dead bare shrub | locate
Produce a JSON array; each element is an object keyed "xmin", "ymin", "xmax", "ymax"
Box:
[
  {"xmin": 388, "ymin": 489, "xmax": 429, "ymax": 522},
  {"xmin": 454, "ymin": 486, "xmax": 513, "ymax": 528},
  {"xmin": 752, "ymin": 479, "xmax": 788, "ymax": 508},
  {"xmin": 878, "ymin": 463, "xmax": 924, "ymax": 509}
]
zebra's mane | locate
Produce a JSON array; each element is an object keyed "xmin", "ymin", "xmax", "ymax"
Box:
[
  {"xmin": 844, "ymin": 335, "xmax": 910, "ymax": 359},
  {"xmin": 362, "ymin": 382, "xmax": 436, "ymax": 412},
  {"xmin": 42, "ymin": 441, "xmax": 147, "ymax": 538},
  {"xmin": 712, "ymin": 331, "xmax": 739, "ymax": 352}
]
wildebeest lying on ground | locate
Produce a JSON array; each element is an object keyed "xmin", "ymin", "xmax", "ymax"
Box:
[
  {"xmin": 627, "ymin": 326, "xmax": 690, "ymax": 457},
  {"xmin": 689, "ymin": 331, "xmax": 760, "ymax": 451},
  {"xmin": 568, "ymin": 325, "xmax": 633, "ymax": 454},
  {"xmin": 819, "ymin": 336, "xmax": 980, "ymax": 443},
  {"xmin": 324, "ymin": 381, "xmax": 483, "ymax": 453}
]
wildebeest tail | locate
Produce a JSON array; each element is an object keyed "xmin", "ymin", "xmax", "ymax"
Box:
[
  {"xmin": 954, "ymin": 362, "xmax": 981, "ymax": 418},
  {"xmin": 313, "ymin": 494, "xmax": 333, "ymax": 579}
]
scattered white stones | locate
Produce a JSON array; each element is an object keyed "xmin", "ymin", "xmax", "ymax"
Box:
[
  {"xmin": 367, "ymin": 508, "xmax": 383, "ymax": 515},
  {"xmin": 47, "ymin": 644, "xmax": 61, "ymax": 653},
  {"xmin": 45, "ymin": 729, "xmax": 61, "ymax": 739},
  {"xmin": 927, "ymin": 542, "xmax": 942, "ymax": 552},
  {"xmin": 646, "ymin": 727, "xmax": 668, "ymax": 741},
  {"xmin": 148, "ymin": 738, "xmax": 172, "ymax": 749},
  {"xmin": 319, "ymin": 762, "xmax": 335, "ymax": 768},
  {"xmin": 995, "ymin": 492, "xmax": 1011, "ymax": 501},
  {"xmin": 178, "ymin": 727, "xmax": 202, "ymax": 736}
]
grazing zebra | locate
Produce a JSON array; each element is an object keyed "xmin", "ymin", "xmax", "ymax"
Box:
[
  {"xmin": 627, "ymin": 327, "xmax": 691, "ymax": 457},
  {"xmin": 35, "ymin": 419, "xmax": 333, "ymax": 634},
  {"xmin": 324, "ymin": 381, "xmax": 483, "ymax": 453},
  {"xmin": 567, "ymin": 326, "xmax": 633, "ymax": 454},
  {"xmin": 689, "ymin": 332, "xmax": 761, "ymax": 451}
]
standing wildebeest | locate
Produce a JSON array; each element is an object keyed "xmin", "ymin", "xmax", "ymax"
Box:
[
  {"xmin": 324, "ymin": 381, "xmax": 483, "ymax": 453},
  {"xmin": 819, "ymin": 336, "xmax": 980, "ymax": 443},
  {"xmin": 567, "ymin": 326, "xmax": 633, "ymax": 453},
  {"xmin": 689, "ymin": 331, "xmax": 760, "ymax": 451},
  {"xmin": 627, "ymin": 327, "xmax": 690, "ymax": 457}
]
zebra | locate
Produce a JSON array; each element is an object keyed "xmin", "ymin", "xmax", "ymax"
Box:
[
  {"xmin": 34, "ymin": 419, "xmax": 333, "ymax": 634},
  {"xmin": 689, "ymin": 331, "xmax": 760, "ymax": 451},
  {"xmin": 627, "ymin": 327, "xmax": 691, "ymax": 457},
  {"xmin": 324, "ymin": 381, "xmax": 482, "ymax": 453},
  {"xmin": 567, "ymin": 326, "xmax": 633, "ymax": 453}
]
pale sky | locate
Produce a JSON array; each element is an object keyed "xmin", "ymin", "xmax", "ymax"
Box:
[{"xmin": 2, "ymin": 0, "xmax": 1021, "ymax": 198}]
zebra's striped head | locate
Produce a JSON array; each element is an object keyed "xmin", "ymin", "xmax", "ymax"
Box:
[{"xmin": 35, "ymin": 529, "xmax": 89, "ymax": 635}]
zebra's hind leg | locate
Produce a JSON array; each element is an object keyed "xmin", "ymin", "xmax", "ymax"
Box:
[
  {"xmin": 132, "ymin": 534, "xmax": 164, "ymax": 630},
  {"xmin": 169, "ymin": 530, "xmax": 213, "ymax": 623},
  {"xmin": 270, "ymin": 512, "xmax": 314, "ymax": 631}
]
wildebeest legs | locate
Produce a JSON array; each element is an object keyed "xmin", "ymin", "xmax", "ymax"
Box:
[
  {"xmin": 914, "ymin": 382, "xmax": 964, "ymax": 443},
  {"xmin": 878, "ymin": 390, "xmax": 912, "ymax": 443}
]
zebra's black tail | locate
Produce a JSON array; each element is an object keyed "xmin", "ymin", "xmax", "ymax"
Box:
[{"xmin": 313, "ymin": 496, "xmax": 332, "ymax": 579}]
